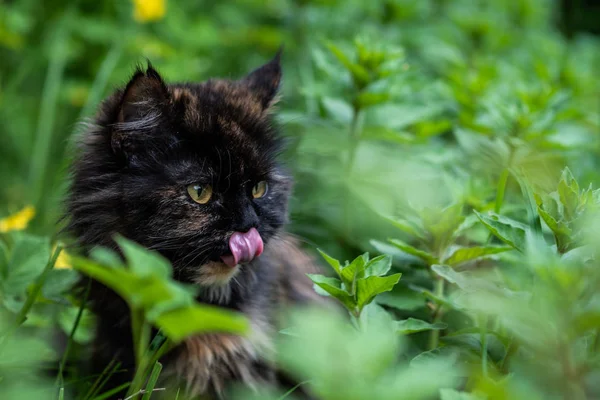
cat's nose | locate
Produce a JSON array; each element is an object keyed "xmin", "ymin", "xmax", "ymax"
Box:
[{"xmin": 235, "ymin": 205, "xmax": 259, "ymax": 232}]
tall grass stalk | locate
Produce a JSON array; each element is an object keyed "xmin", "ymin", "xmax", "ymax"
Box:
[{"xmin": 29, "ymin": 13, "xmax": 72, "ymax": 206}]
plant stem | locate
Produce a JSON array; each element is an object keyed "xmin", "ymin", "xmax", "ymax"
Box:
[
  {"xmin": 558, "ymin": 341, "xmax": 586, "ymax": 400},
  {"xmin": 345, "ymin": 107, "xmax": 364, "ymax": 177},
  {"xmin": 486, "ymin": 169, "xmax": 510, "ymax": 244},
  {"xmin": 83, "ymin": 359, "xmax": 120, "ymax": 400},
  {"xmin": 343, "ymin": 107, "xmax": 364, "ymax": 235},
  {"xmin": 15, "ymin": 245, "xmax": 62, "ymax": 326},
  {"xmin": 428, "ymin": 278, "xmax": 445, "ymax": 350},
  {"xmin": 479, "ymin": 315, "xmax": 488, "ymax": 377},
  {"xmin": 594, "ymin": 329, "xmax": 600, "ymax": 353},
  {"xmin": 57, "ymin": 277, "xmax": 92, "ymax": 387},
  {"xmin": 127, "ymin": 335, "xmax": 172, "ymax": 398},
  {"xmin": 130, "ymin": 309, "xmax": 148, "ymax": 368},
  {"xmin": 494, "ymin": 169, "xmax": 510, "ymax": 213}
]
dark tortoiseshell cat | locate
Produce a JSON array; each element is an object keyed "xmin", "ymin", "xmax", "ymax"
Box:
[{"xmin": 66, "ymin": 53, "xmax": 322, "ymax": 398}]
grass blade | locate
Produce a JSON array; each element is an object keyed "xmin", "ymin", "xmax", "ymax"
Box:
[
  {"xmin": 28, "ymin": 11, "xmax": 72, "ymax": 205},
  {"xmin": 83, "ymin": 359, "xmax": 121, "ymax": 400},
  {"xmin": 78, "ymin": 45, "xmax": 123, "ymax": 121},
  {"xmin": 93, "ymin": 382, "xmax": 131, "ymax": 400},
  {"xmin": 141, "ymin": 362, "xmax": 163, "ymax": 400},
  {"xmin": 278, "ymin": 380, "xmax": 311, "ymax": 400},
  {"xmin": 56, "ymin": 277, "xmax": 92, "ymax": 386}
]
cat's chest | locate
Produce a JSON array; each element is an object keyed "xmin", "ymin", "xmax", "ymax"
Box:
[{"xmin": 162, "ymin": 308, "xmax": 276, "ymax": 398}]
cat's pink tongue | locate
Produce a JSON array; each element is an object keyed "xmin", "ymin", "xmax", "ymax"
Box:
[{"xmin": 220, "ymin": 228, "xmax": 264, "ymax": 268}]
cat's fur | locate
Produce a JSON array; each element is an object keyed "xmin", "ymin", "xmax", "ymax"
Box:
[{"xmin": 65, "ymin": 53, "xmax": 322, "ymax": 399}]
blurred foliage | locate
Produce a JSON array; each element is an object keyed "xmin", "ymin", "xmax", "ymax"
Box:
[{"xmin": 1, "ymin": 0, "xmax": 600, "ymax": 399}]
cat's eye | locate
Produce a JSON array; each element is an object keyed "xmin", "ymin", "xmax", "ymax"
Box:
[
  {"xmin": 187, "ymin": 184, "xmax": 213, "ymax": 204},
  {"xmin": 252, "ymin": 181, "xmax": 268, "ymax": 199}
]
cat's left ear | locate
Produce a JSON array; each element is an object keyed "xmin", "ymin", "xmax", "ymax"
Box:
[{"xmin": 243, "ymin": 50, "xmax": 282, "ymax": 110}]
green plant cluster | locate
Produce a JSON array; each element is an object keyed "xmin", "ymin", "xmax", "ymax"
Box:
[{"xmin": 1, "ymin": 0, "xmax": 600, "ymax": 399}]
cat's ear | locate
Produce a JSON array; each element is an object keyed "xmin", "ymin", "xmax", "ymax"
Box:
[
  {"xmin": 243, "ymin": 50, "xmax": 282, "ymax": 110},
  {"xmin": 117, "ymin": 64, "xmax": 169, "ymax": 125},
  {"xmin": 112, "ymin": 64, "xmax": 169, "ymax": 157}
]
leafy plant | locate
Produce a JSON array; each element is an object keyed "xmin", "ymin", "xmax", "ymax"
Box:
[
  {"xmin": 70, "ymin": 237, "xmax": 248, "ymax": 397},
  {"xmin": 275, "ymin": 305, "xmax": 460, "ymax": 400},
  {"xmin": 308, "ymin": 251, "xmax": 401, "ymax": 321},
  {"xmin": 535, "ymin": 167, "xmax": 600, "ymax": 253}
]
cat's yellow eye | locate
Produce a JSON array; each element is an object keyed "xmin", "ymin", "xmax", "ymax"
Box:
[
  {"xmin": 252, "ymin": 181, "xmax": 268, "ymax": 199},
  {"xmin": 187, "ymin": 184, "xmax": 213, "ymax": 204}
]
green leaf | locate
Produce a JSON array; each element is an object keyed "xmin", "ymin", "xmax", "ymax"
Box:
[
  {"xmin": 572, "ymin": 311, "xmax": 600, "ymax": 336},
  {"xmin": 558, "ymin": 167, "xmax": 580, "ymax": 220},
  {"xmin": 431, "ymin": 265, "xmax": 469, "ymax": 288},
  {"xmin": 537, "ymin": 205, "xmax": 573, "ymax": 252},
  {"xmin": 153, "ymin": 304, "xmax": 247, "ymax": 342},
  {"xmin": 356, "ymin": 273, "xmax": 401, "ymax": 309},
  {"xmin": 321, "ymin": 97, "xmax": 353, "ymax": 125},
  {"xmin": 325, "ymin": 41, "xmax": 370, "ymax": 87},
  {"xmin": 355, "ymin": 92, "xmax": 390, "ymax": 109},
  {"xmin": 410, "ymin": 346, "xmax": 461, "ymax": 369},
  {"xmin": 58, "ymin": 307, "xmax": 95, "ymax": 344},
  {"xmin": 3, "ymin": 233, "xmax": 51, "ymax": 296},
  {"xmin": 375, "ymin": 284, "xmax": 425, "ymax": 311},
  {"xmin": 317, "ymin": 248, "xmax": 342, "ymax": 279},
  {"xmin": 421, "ymin": 204, "xmax": 466, "ymax": 248},
  {"xmin": 442, "ymin": 332, "xmax": 507, "ymax": 362},
  {"xmin": 90, "ymin": 247, "xmax": 122, "ymax": 268},
  {"xmin": 431, "ymin": 265, "xmax": 497, "ymax": 295},
  {"xmin": 364, "ymin": 255, "xmax": 392, "ymax": 277},
  {"xmin": 116, "ymin": 236, "xmax": 170, "ymax": 278},
  {"xmin": 473, "ymin": 211, "xmax": 527, "ymax": 252},
  {"xmin": 444, "ymin": 245, "xmax": 512, "ymax": 266},
  {"xmin": 71, "ymin": 252, "xmax": 247, "ymax": 343},
  {"xmin": 388, "ymin": 239, "xmax": 438, "ymax": 265},
  {"xmin": 537, "ymin": 206, "xmax": 571, "ymax": 235},
  {"xmin": 42, "ymin": 268, "xmax": 80, "ymax": 298},
  {"xmin": 381, "ymin": 215, "xmax": 425, "ymax": 239},
  {"xmin": 142, "ymin": 362, "xmax": 163, "ymax": 400},
  {"xmin": 307, "ymin": 274, "xmax": 356, "ymax": 310},
  {"xmin": 340, "ymin": 253, "xmax": 369, "ymax": 290},
  {"xmin": 415, "ymin": 286, "xmax": 459, "ymax": 310},
  {"xmin": 367, "ymin": 103, "xmax": 445, "ymax": 130},
  {"xmin": 440, "ymin": 389, "xmax": 485, "ymax": 400},
  {"xmin": 395, "ymin": 318, "xmax": 447, "ymax": 334},
  {"xmin": 361, "ymin": 127, "xmax": 415, "ymax": 144}
]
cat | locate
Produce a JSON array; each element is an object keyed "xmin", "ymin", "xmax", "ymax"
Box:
[{"xmin": 65, "ymin": 52, "xmax": 324, "ymax": 399}]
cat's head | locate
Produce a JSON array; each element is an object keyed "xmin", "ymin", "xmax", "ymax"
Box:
[{"xmin": 68, "ymin": 53, "xmax": 291, "ymax": 287}]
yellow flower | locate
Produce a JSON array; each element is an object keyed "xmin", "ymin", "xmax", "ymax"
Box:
[
  {"xmin": 0, "ymin": 206, "xmax": 36, "ymax": 233},
  {"xmin": 54, "ymin": 247, "xmax": 72, "ymax": 270},
  {"xmin": 132, "ymin": 0, "xmax": 166, "ymax": 23}
]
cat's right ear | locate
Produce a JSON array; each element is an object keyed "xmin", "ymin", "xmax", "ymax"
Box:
[{"xmin": 112, "ymin": 64, "xmax": 169, "ymax": 156}]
